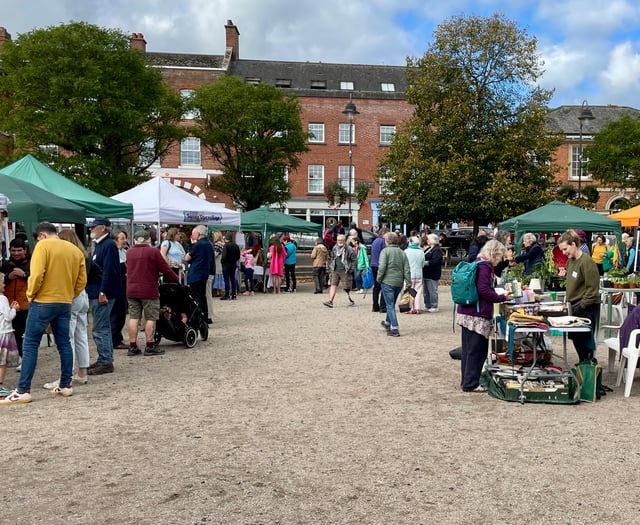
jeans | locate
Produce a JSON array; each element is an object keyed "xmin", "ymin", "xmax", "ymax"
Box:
[
  {"xmin": 70, "ymin": 290, "xmax": 90, "ymax": 369},
  {"xmin": 381, "ymin": 282, "xmax": 402, "ymax": 330},
  {"xmin": 423, "ymin": 279, "xmax": 439, "ymax": 309},
  {"xmin": 90, "ymin": 297, "xmax": 115, "ymax": 365},
  {"xmin": 284, "ymin": 264, "xmax": 297, "ymax": 291},
  {"xmin": 18, "ymin": 302, "xmax": 73, "ymax": 393},
  {"xmin": 244, "ymin": 268, "xmax": 255, "ymax": 292},
  {"xmin": 222, "ymin": 267, "xmax": 238, "ymax": 297}
]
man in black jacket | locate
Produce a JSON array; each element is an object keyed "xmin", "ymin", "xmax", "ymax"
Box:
[{"xmin": 220, "ymin": 233, "xmax": 241, "ymax": 300}]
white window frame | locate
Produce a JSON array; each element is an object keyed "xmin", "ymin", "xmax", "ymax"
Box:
[
  {"xmin": 339, "ymin": 165, "xmax": 355, "ymax": 193},
  {"xmin": 340, "ymin": 81, "xmax": 354, "ymax": 91},
  {"xmin": 308, "ymin": 165, "xmax": 324, "ymax": 193},
  {"xmin": 339, "ymin": 123, "xmax": 355, "ymax": 144},
  {"xmin": 180, "ymin": 137, "xmax": 201, "ymax": 167},
  {"xmin": 139, "ymin": 138, "xmax": 160, "ymax": 167},
  {"xmin": 308, "ymin": 123, "xmax": 325, "ymax": 143},
  {"xmin": 570, "ymin": 144, "xmax": 591, "ymax": 181},
  {"xmin": 380, "ymin": 125, "xmax": 396, "ymax": 145},
  {"xmin": 180, "ymin": 89, "xmax": 198, "ymax": 120},
  {"xmin": 381, "ymin": 83, "xmax": 395, "ymax": 92}
]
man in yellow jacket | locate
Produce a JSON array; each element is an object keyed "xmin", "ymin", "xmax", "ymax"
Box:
[{"xmin": 1, "ymin": 222, "xmax": 86, "ymax": 404}]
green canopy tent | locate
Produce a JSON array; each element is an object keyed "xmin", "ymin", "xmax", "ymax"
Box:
[
  {"xmin": 0, "ymin": 174, "xmax": 86, "ymax": 242},
  {"xmin": 241, "ymin": 206, "xmax": 323, "ymax": 292},
  {"xmin": 0, "ymin": 154, "xmax": 133, "ymax": 219},
  {"xmin": 498, "ymin": 200, "xmax": 622, "ymax": 252}
]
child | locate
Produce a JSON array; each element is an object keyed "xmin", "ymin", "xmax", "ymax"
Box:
[
  {"xmin": 0, "ymin": 274, "xmax": 20, "ymax": 396},
  {"xmin": 241, "ymin": 248, "xmax": 255, "ymax": 295}
]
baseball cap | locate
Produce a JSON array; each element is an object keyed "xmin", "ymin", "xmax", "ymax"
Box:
[{"xmin": 88, "ymin": 217, "xmax": 111, "ymax": 228}]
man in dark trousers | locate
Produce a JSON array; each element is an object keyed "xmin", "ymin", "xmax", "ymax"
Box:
[
  {"xmin": 220, "ymin": 232, "xmax": 241, "ymax": 300},
  {"xmin": 370, "ymin": 226, "xmax": 388, "ymax": 313},
  {"xmin": 86, "ymin": 218, "xmax": 123, "ymax": 376},
  {"xmin": 125, "ymin": 230, "xmax": 178, "ymax": 356},
  {"xmin": 184, "ymin": 225, "xmax": 214, "ymax": 322}
]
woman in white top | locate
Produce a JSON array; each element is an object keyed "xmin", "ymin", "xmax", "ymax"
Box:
[{"xmin": 160, "ymin": 227, "xmax": 186, "ymax": 276}]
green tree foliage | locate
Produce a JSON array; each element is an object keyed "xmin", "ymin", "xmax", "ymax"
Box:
[
  {"xmin": 378, "ymin": 14, "xmax": 562, "ymax": 229},
  {"xmin": 191, "ymin": 76, "xmax": 309, "ymax": 211},
  {"xmin": 0, "ymin": 22, "xmax": 185, "ymax": 195},
  {"xmin": 584, "ymin": 115, "xmax": 640, "ymax": 191}
]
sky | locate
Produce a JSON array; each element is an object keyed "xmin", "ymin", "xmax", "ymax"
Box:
[{"xmin": 1, "ymin": 0, "xmax": 640, "ymax": 108}]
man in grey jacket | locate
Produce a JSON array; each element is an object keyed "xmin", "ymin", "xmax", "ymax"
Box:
[
  {"xmin": 377, "ymin": 232, "xmax": 412, "ymax": 337},
  {"xmin": 323, "ymin": 234, "xmax": 357, "ymax": 308}
]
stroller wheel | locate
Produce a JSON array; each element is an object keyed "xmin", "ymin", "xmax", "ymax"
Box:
[
  {"xmin": 199, "ymin": 321, "xmax": 209, "ymax": 341},
  {"xmin": 153, "ymin": 331, "xmax": 162, "ymax": 345},
  {"xmin": 184, "ymin": 327, "xmax": 198, "ymax": 348}
]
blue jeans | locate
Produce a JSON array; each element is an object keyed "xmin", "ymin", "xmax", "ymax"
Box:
[
  {"xmin": 18, "ymin": 302, "xmax": 73, "ymax": 393},
  {"xmin": 223, "ymin": 267, "xmax": 238, "ymax": 297},
  {"xmin": 90, "ymin": 298, "xmax": 115, "ymax": 365},
  {"xmin": 423, "ymin": 278, "xmax": 439, "ymax": 309},
  {"xmin": 381, "ymin": 282, "xmax": 402, "ymax": 330}
]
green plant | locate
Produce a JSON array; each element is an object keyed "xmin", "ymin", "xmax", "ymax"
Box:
[
  {"xmin": 354, "ymin": 181, "xmax": 371, "ymax": 205},
  {"xmin": 325, "ymin": 180, "xmax": 348, "ymax": 208}
]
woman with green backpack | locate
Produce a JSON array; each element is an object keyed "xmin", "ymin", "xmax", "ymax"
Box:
[{"xmin": 456, "ymin": 239, "xmax": 511, "ymax": 392}]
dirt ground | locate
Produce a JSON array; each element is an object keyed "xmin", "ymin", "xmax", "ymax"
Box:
[{"xmin": 4, "ymin": 283, "xmax": 640, "ymax": 525}]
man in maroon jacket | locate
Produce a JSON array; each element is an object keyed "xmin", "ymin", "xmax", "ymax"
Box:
[{"xmin": 125, "ymin": 230, "xmax": 178, "ymax": 356}]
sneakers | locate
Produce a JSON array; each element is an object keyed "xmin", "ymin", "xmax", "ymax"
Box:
[
  {"xmin": 0, "ymin": 390, "xmax": 32, "ymax": 404},
  {"xmin": 144, "ymin": 345, "xmax": 165, "ymax": 356},
  {"xmin": 87, "ymin": 363, "xmax": 114, "ymax": 375},
  {"xmin": 73, "ymin": 375, "xmax": 88, "ymax": 385},
  {"xmin": 469, "ymin": 385, "xmax": 487, "ymax": 393},
  {"xmin": 0, "ymin": 386, "xmax": 12, "ymax": 397},
  {"xmin": 427, "ymin": 307, "xmax": 439, "ymax": 313},
  {"xmin": 323, "ymin": 301, "xmax": 334, "ymax": 308},
  {"xmin": 348, "ymin": 298, "xmax": 356, "ymax": 307},
  {"xmin": 127, "ymin": 346, "xmax": 142, "ymax": 356},
  {"xmin": 43, "ymin": 380, "xmax": 59, "ymax": 390},
  {"xmin": 51, "ymin": 385, "xmax": 73, "ymax": 397},
  {"xmin": 380, "ymin": 320, "xmax": 391, "ymax": 331},
  {"xmin": 387, "ymin": 329, "xmax": 400, "ymax": 337}
]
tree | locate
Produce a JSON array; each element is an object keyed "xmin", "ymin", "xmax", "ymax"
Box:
[
  {"xmin": 191, "ymin": 76, "xmax": 309, "ymax": 211},
  {"xmin": 584, "ymin": 115, "xmax": 640, "ymax": 191},
  {"xmin": 0, "ymin": 22, "xmax": 185, "ymax": 195},
  {"xmin": 378, "ymin": 14, "xmax": 562, "ymax": 230}
]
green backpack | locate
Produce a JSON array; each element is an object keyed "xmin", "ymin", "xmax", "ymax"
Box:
[{"xmin": 451, "ymin": 260, "xmax": 482, "ymax": 307}]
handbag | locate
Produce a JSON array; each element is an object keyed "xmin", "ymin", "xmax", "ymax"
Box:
[
  {"xmin": 361, "ymin": 268, "xmax": 374, "ymax": 290},
  {"xmin": 573, "ymin": 360, "xmax": 602, "ymax": 402},
  {"xmin": 398, "ymin": 291, "xmax": 413, "ymax": 313}
]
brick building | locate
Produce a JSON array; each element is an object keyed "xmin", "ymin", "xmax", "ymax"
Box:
[{"xmin": 2, "ymin": 20, "xmax": 639, "ymax": 227}]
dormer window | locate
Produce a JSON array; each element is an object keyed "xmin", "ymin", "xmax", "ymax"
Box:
[
  {"xmin": 246, "ymin": 77, "xmax": 261, "ymax": 85},
  {"xmin": 381, "ymin": 83, "xmax": 395, "ymax": 92},
  {"xmin": 340, "ymin": 81, "xmax": 354, "ymax": 91},
  {"xmin": 276, "ymin": 78, "xmax": 292, "ymax": 88},
  {"xmin": 310, "ymin": 80, "xmax": 327, "ymax": 89}
]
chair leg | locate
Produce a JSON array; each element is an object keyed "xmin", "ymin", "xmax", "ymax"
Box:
[
  {"xmin": 617, "ymin": 353, "xmax": 626, "ymax": 387},
  {"xmin": 609, "ymin": 348, "xmax": 617, "ymax": 374},
  {"xmin": 624, "ymin": 352, "xmax": 640, "ymax": 397}
]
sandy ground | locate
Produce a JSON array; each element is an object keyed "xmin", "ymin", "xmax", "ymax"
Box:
[{"xmin": 3, "ymin": 283, "xmax": 640, "ymax": 525}]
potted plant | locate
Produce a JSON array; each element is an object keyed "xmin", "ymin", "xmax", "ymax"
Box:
[{"xmin": 325, "ymin": 181, "xmax": 348, "ymax": 209}]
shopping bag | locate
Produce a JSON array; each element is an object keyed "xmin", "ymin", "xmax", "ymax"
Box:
[
  {"xmin": 573, "ymin": 360, "xmax": 602, "ymax": 402},
  {"xmin": 398, "ymin": 291, "xmax": 413, "ymax": 313},
  {"xmin": 361, "ymin": 268, "xmax": 374, "ymax": 290}
]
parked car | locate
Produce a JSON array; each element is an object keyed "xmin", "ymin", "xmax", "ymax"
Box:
[
  {"xmin": 438, "ymin": 227, "xmax": 493, "ymax": 260},
  {"xmin": 286, "ymin": 228, "xmax": 378, "ymax": 249}
]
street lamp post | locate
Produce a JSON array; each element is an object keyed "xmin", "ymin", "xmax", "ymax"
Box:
[
  {"xmin": 342, "ymin": 96, "xmax": 359, "ymax": 226},
  {"xmin": 577, "ymin": 100, "xmax": 595, "ymax": 199}
]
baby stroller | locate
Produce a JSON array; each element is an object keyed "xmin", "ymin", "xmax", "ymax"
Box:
[{"xmin": 154, "ymin": 283, "xmax": 208, "ymax": 348}]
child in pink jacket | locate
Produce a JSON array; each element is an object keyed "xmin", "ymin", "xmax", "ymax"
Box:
[{"xmin": 241, "ymin": 249, "xmax": 255, "ymax": 295}]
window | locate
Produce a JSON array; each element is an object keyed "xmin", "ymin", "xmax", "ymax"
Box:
[
  {"xmin": 381, "ymin": 83, "xmax": 395, "ymax": 92},
  {"xmin": 378, "ymin": 168, "xmax": 393, "ymax": 195},
  {"xmin": 339, "ymin": 165, "xmax": 355, "ymax": 193},
  {"xmin": 245, "ymin": 77, "xmax": 261, "ymax": 84},
  {"xmin": 380, "ymin": 125, "xmax": 396, "ymax": 145},
  {"xmin": 180, "ymin": 137, "xmax": 201, "ymax": 167},
  {"xmin": 308, "ymin": 123, "xmax": 325, "ymax": 143},
  {"xmin": 310, "ymin": 80, "xmax": 327, "ymax": 89},
  {"xmin": 139, "ymin": 138, "xmax": 159, "ymax": 167},
  {"xmin": 570, "ymin": 145, "xmax": 591, "ymax": 180},
  {"xmin": 340, "ymin": 81, "xmax": 354, "ymax": 90},
  {"xmin": 38, "ymin": 144, "xmax": 59, "ymax": 158},
  {"xmin": 275, "ymin": 78, "xmax": 291, "ymax": 88},
  {"xmin": 339, "ymin": 123, "xmax": 355, "ymax": 144},
  {"xmin": 308, "ymin": 165, "xmax": 324, "ymax": 193},
  {"xmin": 180, "ymin": 89, "xmax": 198, "ymax": 119}
]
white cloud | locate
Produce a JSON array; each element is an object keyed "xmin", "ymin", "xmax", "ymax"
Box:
[{"xmin": 599, "ymin": 42, "xmax": 640, "ymax": 105}]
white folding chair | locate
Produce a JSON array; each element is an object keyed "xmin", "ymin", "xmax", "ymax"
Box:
[{"xmin": 616, "ymin": 328, "xmax": 640, "ymax": 397}]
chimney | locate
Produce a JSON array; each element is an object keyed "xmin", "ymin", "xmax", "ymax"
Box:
[
  {"xmin": 225, "ymin": 20, "xmax": 239, "ymax": 61},
  {"xmin": 0, "ymin": 27, "xmax": 12, "ymax": 48},
  {"xmin": 130, "ymin": 32, "xmax": 147, "ymax": 52}
]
